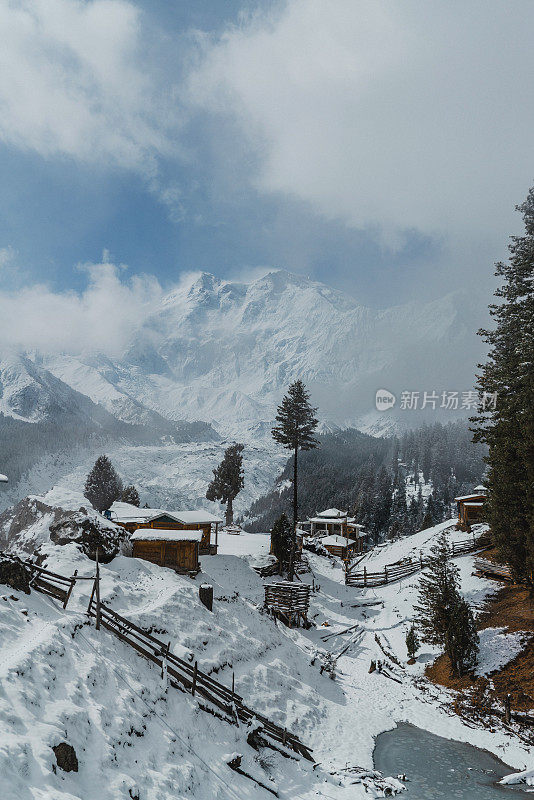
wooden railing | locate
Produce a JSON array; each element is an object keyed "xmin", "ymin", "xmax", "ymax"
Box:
[
  {"xmin": 0, "ymin": 551, "xmax": 77, "ymax": 607},
  {"xmin": 345, "ymin": 533, "xmax": 490, "ymax": 587},
  {"xmin": 87, "ymin": 594, "xmax": 314, "ymax": 761}
]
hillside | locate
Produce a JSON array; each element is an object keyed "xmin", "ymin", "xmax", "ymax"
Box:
[
  {"xmin": 244, "ymin": 421, "xmax": 487, "ymax": 535},
  {"xmin": 0, "ymin": 497, "xmax": 531, "ymax": 799}
]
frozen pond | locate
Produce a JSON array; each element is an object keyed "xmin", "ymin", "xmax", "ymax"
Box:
[{"xmin": 374, "ymin": 723, "xmax": 527, "ymax": 798}]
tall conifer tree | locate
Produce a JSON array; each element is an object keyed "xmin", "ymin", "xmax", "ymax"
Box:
[
  {"xmin": 415, "ymin": 532, "xmax": 478, "ymax": 677},
  {"xmin": 206, "ymin": 443, "xmax": 245, "ymax": 526},
  {"xmin": 272, "ymin": 380, "xmax": 319, "ymax": 580},
  {"xmin": 84, "ymin": 455, "xmax": 123, "ymax": 513},
  {"xmin": 473, "ymin": 188, "xmax": 534, "ymax": 582}
]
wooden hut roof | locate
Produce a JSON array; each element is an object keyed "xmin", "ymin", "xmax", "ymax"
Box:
[
  {"xmin": 170, "ymin": 510, "xmax": 223, "ymax": 524},
  {"xmin": 130, "ymin": 529, "xmax": 203, "ymax": 542},
  {"xmin": 316, "ymin": 507, "xmax": 347, "ymax": 518}
]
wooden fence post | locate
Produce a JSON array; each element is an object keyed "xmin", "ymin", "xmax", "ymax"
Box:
[
  {"xmin": 363, "ymin": 566, "xmax": 367, "ymax": 587},
  {"xmin": 504, "ymin": 693, "xmax": 511, "ymax": 724},
  {"xmin": 199, "ymin": 583, "xmax": 213, "ymax": 611},
  {"xmin": 95, "ymin": 548, "xmax": 101, "ymax": 631},
  {"xmin": 231, "ymin": 671, "xmax": 235, "ymax": 703},
  {"xmin": 192, "ymin": 660, "xmax": 198, "ymax": 697},
  {"xmin": 384, "ymin": 566, "xmax": 388, "ymax": 584},
  {"xmin": 161, "ymin": 641, "xmax": 170, "ymax": 681},
  {"xmin": 420, "ymin": 553, "xmax": 423, "ymax": 569},
  {"xmin": 63, "ymin": 569, "xmax": 78, "ymax": 609}
]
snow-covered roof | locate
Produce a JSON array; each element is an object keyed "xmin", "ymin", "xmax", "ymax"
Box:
[
  {"xmin": 321, "ymin": 534, "xmax": 356, "ymax": 547},
  {"xmin": 131, "ymin": 529, "xmax": 203, "ymax": 542},
  {"xmin": 109, "ymin": 502, "xmax": 222, "ymax": 525},
  {"xmin": 454, "ymin": 493, "xmax": 487, "ymax": 502},
  {"xmin": 316, "ymin": 508, "xmax": 347, "ymax": 518},
  {"xmin": 309, "ymin": 516, "xmax": 356, "ymax": 524},
  {"xmin": 0, "ymin": 473, "xmax": 7, "ymax": 483},
  {"xmin": 170, "ymin": 510, "xmax": 223, "ymax": 524},
  {"xmin": 109, "ymin": 501, "xmax": 167, "ymax": 523},
  {"xmin": 463, "ymin": 502, "xmax": 485, "ymax": 508}
]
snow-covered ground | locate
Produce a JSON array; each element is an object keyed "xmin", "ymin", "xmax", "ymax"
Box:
[
  {"xmin": 0, "ymin": 515, "xmax": 531, "ymax": 799},
  {"xmin": 0, "ymin": 439, "xmax": 287, "ymax": 518}
]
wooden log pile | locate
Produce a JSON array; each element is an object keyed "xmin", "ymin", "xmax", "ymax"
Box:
[
  {"xmin": 264, "ymin": 581, "xmax": 311, "ymax": 628},
  {"xmin": 473, "ymin": 558, "xmax": 513, "ymax": 582}
]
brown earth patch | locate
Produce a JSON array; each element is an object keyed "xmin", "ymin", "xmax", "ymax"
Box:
[{"xmin": 426, "ymin": 580, "xmax": 534, "ymax": 712}]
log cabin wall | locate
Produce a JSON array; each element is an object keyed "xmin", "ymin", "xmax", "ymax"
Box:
[{"xmin": 132, "ymin": 539, "xmax": 199, "ymax": 574}]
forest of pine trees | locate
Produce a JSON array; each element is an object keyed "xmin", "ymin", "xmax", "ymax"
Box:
[{"xmin": 245, "ymin": 420, "xmax": 486, "ymax": 536}]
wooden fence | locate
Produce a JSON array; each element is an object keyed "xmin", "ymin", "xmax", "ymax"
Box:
[
  {"xmin": 345, "ymin": 533, "xmax": 490, "ymax": 587},
  {"xmin": 86, "ymin": 593, "xmax": 314, "ymax": 761},
  {"xmin": 0, "ymin": 551, "xmax": 77, "ymax": 607}
]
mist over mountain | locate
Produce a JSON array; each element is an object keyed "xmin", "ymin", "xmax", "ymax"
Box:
[
  {"xmin": 11, "ymin": 269, "xmax": 487, "ymax": 434},
  {"xmin": 0, "ymin": 269, "xmax": 487, "ymax": 511}
]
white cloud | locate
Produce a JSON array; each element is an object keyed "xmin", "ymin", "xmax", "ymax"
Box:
[
  {"xmin": 0, "ymin": 261, "xmax": 163, "ymax": 356},
  {"xmin": 0, "ymin": 0, "xmax": 179, "ymax": 171},
  {"xmin": 187, "ymin": 0, "xmax": 534, "ymax": 255}
]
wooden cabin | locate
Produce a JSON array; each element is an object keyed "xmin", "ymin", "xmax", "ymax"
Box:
[
  {"xmin": 454, "ymin": 487, "xmax": 487, "ymax": 531},
  {"xmin": 307, "ymin": 508, "xmax": 367, "ymax": 553},
  {"xmin": 108, "ymin": 502, "xmax": 222, "ymax": 555},
  {"xmin": 320, "ymin": 534, "xmax": 358, "ymax": 559},
  {"xmin": 130, "ymin": 528, "xmax": 202, "ymax": 574}
]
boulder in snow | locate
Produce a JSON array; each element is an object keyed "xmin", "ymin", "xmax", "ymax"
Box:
[
  {"xmin": 0, "ymin": 557, "xmax": 32, "ymax": 594},
  {"xmin": 53, "ymin": 742, "xmax": 78, "ymax": 773}
]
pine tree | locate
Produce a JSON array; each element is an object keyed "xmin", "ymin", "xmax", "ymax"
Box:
[
  {"xmin": 84, "ymin": 455, "xmax": 123, "ymax": 513},
  {"xmin": 272, "ymin": 380, "xmax": 319, "ymax": 580},
  {"xmin": 206, "ymin": 443, "xmax": 245, "ymax": 526},
  {"xmin": 270, "ymin": 513, "xmax": 293, "ymax": 572},
  {"xmin": 415, "ymin": 531, "xmax": 479, "ymax": 677},
  {"xmin": 121, "ymin": 485, "xmax": 140, "ymax": 507},
  {"xmin": 405, "ymin": 625, "xmax": 420, "ymax": 660},
  {"xmin": 472, "ymin": 188, "xmax": 534, "ymax": 583},
  {"xmin": 446, "ymin": 595, "xmax": 479, "ymax": 677}
]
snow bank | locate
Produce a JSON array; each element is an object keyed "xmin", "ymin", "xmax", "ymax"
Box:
[
  {"xmin": 475, "ymin": 627, "xmax": 531, "ymax": 677},
  {"xmin": 500, "ymin": 766, "xmax": 534, "ymax": 786}
]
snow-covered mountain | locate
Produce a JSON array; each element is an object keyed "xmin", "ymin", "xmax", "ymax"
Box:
[
  {"xmin": 0, "ymin": 270, "xmax": 487, "ymax": 511},
  {"xmin": 31, "ymin": 269, "xmax": 486, "ymax": 437}
]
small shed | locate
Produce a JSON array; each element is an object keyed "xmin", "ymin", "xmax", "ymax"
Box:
[
  {"xmin": 320, "ymin": 534, "xmax": 358, "ymax": 559},
  {"xmin": 130, "ymin": 529, "xmax": 202, "ymax": 574},
  {"xmin": 264, "ymin": 581, "xmax": 311, "ymax": 627},
  {"xmin": 108, "ymin": 502, "xmax": 222, "ymax": 555},
  {"xmin": 454, "ymin": 489, "xmax": 487, "ymax": 531}
]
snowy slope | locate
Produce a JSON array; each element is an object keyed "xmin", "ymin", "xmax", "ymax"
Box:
[{"xmin": 1, "ymin": 513, "xmax": 531, "ymax": 800}]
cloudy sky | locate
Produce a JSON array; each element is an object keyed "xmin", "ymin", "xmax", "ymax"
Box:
[{"xmin": 0, "ymin": 0, "xmax": 532, "ymax": 332}]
